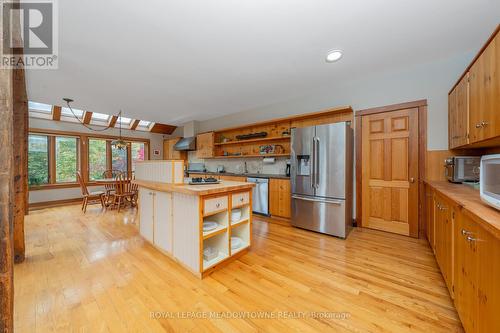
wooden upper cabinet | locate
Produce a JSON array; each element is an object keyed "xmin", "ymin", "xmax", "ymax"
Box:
[
  {"xmin": 468, "ymin": 30, "xmax": 500, "ymax": 144},
  {"xmin": 448, "ymin": 73, "xmax": 469, "ymax": 148},
  {"xmin": 269, "ymin": 179, "xmax": 291, "ymax": 218},
  {"xmin": 196, "ymin": 132, "xmax": 214, "ymax": 158},
  {"xmin": 163, "ymin": 138, "xmax": 187, "ymax": 160}
]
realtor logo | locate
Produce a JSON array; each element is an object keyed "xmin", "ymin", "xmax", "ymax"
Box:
[{"xmin": 1, "ymin": 0, "xmax": 58, "ymax": 69}]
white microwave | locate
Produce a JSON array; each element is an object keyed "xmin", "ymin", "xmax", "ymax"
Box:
[{"xmin": 480, "ymin": 154, "xmax": 500, "ymax": 210}]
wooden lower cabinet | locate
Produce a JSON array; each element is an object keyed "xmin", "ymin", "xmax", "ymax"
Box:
[
  {"xmin": 219, "ymin": 175, "xmax": 246, "ymax": 182},
  {"xmin": 433, "ymin": 193, "xmax": 454, "ymax": 297},
  {"xmin": 426, "ymin": 185, "xmax": 500, "ymax": 332},
  {"xmin": 425, "ymin": 184, "xmax": 435, "ymax": 251},
  {"xmin": 269, "ymin": 179, "xmax": 291, "ymax": 218}
]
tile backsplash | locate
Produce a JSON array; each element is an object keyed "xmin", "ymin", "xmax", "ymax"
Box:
[{"xmin": 188, "ymin": 151, "xmax": 288, "ymax": 175}]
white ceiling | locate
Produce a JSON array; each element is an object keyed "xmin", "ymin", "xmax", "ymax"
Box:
[{"xmin": 26, "ymin": 0, "xmax": 499, "ymax": 125}]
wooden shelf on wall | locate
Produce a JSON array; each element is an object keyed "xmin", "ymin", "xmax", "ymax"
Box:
[
  {"xmin": 214, "ymin": 136, "xmax": 290, "ymax": 146},
  {"xmin": 206, "ymin": 153, "xmax": 290, "ymax": 159}
]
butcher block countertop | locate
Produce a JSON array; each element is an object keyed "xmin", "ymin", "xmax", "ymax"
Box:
[
  {"xmin": 426, "ymin": 180, "xmax": 500, "ymax": 240},
  {"xmin": 132, "ymin": 179, "xmax": 255, "ymax": 196}
]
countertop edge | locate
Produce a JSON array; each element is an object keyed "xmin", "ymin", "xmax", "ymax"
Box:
[
  {"xmin": 425, "ymin": 180, "xmax": 500, "ymax": 240},
  {"xmin": 132, "ymin": 179, "xmax": 255, "ymax": 196},
  {"xmin": 187, "ymin": 171, "xmax": 290, "ymax": 180}
]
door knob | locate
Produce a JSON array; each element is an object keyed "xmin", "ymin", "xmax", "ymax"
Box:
[{"xmin": 410, "ymin": 177, "xmax": 415, "ymax": 183}]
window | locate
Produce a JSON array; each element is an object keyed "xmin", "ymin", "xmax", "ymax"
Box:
[
  {"xmin": 88, "ymin": 139, "xmax": 107, "ymax": 180},
  {"xmin": 55, "ymin": 137, "xmax": 78, "ymax": 183},
  {"xmin": 131, "ymin": 142, "xmax": 146, "ymax": 171},
  {"xmin": 112, "ymin": 146, "xmax": 128, "ymax": 173},
  {"xmin": 28, "ymin": 135, "xmax": 49, "ymax": 185}
]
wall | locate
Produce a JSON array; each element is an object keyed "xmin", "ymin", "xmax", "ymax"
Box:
[
  {"xmin": 198, "ymin": 51, "xmax": 474, "ymax": 150},
  {"xmin": 28, "ymin": 117, "xmax": 165, "ymax": 204}
]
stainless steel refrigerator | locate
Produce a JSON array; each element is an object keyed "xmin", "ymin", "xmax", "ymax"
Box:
[{"xmin": 291, "ymin": 122, "xmax": 353, "ymax": 238}]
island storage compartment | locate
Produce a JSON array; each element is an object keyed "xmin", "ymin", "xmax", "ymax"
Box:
[
  {"xmin": 230, "ymin": 222, "xmax": 250, "ymax": 254},
  {"xmin": 203, "ymin": 210, "xmax": 228, "ymax": 239},
  {"xmin": 230, "ymin": 205, "xmax": 250, "ymax": 226},
  {"xmin": 203, "ymin": 195, "xmax": 228, "ymax": 216},
  {"xmin": 203, "ymin": 232, "xmax": 229, "ymax": 270}
]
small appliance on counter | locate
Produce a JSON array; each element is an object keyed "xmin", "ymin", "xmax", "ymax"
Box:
[
  {"xmin": 480, "ymin": 154, "xmax": 500, "ymax": 210},
  {"xmin": 444, "ymin": 156, "xmax": 480, "ymax": 183},
  {"xmin": 285, "ymin": 161, "xmax": 291, "ymax": 177},
  {"xmin": 216, "ymin": 165, "xmax": 225, "ymax": 173}
]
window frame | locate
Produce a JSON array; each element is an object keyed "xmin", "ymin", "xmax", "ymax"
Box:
[{"xmin": 28, "ymin": 128, "xmax": 150, "ymax": 190}]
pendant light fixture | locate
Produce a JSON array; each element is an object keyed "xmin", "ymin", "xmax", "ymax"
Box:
[{"xmin": 111, "ymin": 111, "xmax": 128, "ymax": 150}]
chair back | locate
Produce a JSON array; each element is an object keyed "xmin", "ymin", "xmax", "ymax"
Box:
[
  {"xmin": 102, "ymin": 170, "xmax": 122, "ymax": 191},
  {"xmin": 77, "ymin": 172, "xmax": 89, "ymax": 196},
  {"xmin": 115, "ymin": 173, "xmax": 134, "ymax": 195}
]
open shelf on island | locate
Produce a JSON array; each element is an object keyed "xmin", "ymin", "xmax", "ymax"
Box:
[
  {"xmin": 203, "ymin": 232, "xmax": 229, "ymax": 271},
  {"xmin": 203, "ymin": 211, "xmax": 229, "ymax": 239},
  {"xmin": 230, "ymin": 205, "xmax": 250, "ymax": 226},
  {"xmin": 230, "ymin": 222, "xmax": 250, "ymax": 255}
]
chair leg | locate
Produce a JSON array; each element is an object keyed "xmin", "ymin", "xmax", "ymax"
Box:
[
  {"xmin": 81, "ymin": 197, "xmax": 85, "ymax": 211},
  {"xmin": 117, "ymin": 196, "xmax": 122, "ymax": 212},
  {"xmin": 83, "ymin": 197, "xmax": 88, "ymax": 213},
  {"xmin": 100, "ymin": 195, "xmax": 105, "ymax": 209}
]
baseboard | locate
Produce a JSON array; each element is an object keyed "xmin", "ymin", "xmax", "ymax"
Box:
[{"xmin": 29, "ymin": 197, "xmax": 82, "ymax": 211}]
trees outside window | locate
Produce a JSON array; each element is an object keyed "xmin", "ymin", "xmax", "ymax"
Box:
[
  {"xmin": 131, "ymin": 142, "xmax": 146, "ymax": 171},
  {"xmin": 88, "ymin": 139, "xmax": 107, "ymax": 180},
  {"xmin": 112, "ymin": 146, "xmax": 128, "ymax": 173},
  {"xmin": 28, "ymin": 135, "xmax": 49, "ymax": 185},
  {"xmin": 55, "ymin": 137, "xmax": 78, "ymax": 183}
]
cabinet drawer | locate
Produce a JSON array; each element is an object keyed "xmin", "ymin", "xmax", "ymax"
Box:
[
  {"xmin": 203, "ymin": 196, "xmax": 228, "ymax": 215},
  {"xmin": 232, "ymin": 191, "xmax": 250, "ymax": 207}
]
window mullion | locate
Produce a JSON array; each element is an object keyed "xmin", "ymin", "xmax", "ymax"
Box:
[{"xmin": 49, "ymin": 136, "xmax": 56, "ymax": 184}]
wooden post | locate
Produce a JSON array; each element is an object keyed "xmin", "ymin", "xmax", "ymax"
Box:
[
  {"xmin": 0, "ymin": 52, "xmax": 15, "ymax": 333},
  {"xmin": 12, "ymin": 65, "xmax": 28, "ymax": 263}
]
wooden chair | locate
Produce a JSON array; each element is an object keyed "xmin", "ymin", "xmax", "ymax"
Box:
[
  {"xmin": 102, "ymin": 170, "xmax": 122, "ymax": 205},
  {"xmin": 77, "ymin": 172, "xmax": 105, "ymax": 213},
  {"xmin": 113, "ymin": 173, "xmax": 137, "ymax": 212}
]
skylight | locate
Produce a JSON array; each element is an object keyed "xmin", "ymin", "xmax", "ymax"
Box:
[
  {"xmin": 92, "ymin": 112, "xmax": 110, "ymax": 122},
  {"xmin": 117, "ymin": 116, "xmax": 132, "ymax": 125},
  {"xmin": 61, "ymin": 107, "xmax": 84, "ymax": 118},
  {"xmin": 138, "ymin": 120, "xmax": 151, "ymax": 127},
  {"xmin": 28, "ymin": 101, "xmax": 52, "ymax": 113}
]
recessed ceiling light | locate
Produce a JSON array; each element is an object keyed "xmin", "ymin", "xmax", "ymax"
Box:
[{"xmin": 326, "ymin": 50, "xmax": 343, "ymax": 63}]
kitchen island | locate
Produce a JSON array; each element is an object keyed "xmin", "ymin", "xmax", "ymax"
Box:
[{"xmin": 133, "ymin": 178, "xmax": 254, "ymax": 278}]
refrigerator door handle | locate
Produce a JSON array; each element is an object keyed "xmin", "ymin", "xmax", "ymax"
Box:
[
  {"xmin": 310, "ymin": 138, "xmax": 315, "ymax": 189},
  {"xmin": 292, "ymin": 195, "xmax": 343, "ymax": 205},
  {"xmin": 314, "ymin": 137, "xmax": 320, "ymax": 188}
]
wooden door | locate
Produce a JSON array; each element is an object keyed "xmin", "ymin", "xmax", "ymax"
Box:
[
  {"xmin": 361, "ymin": 108, "xmax": 419, "ymax": 237},
  {"xmin": 454, "ymin": 211, "xmax": 478, "ymax": 333},
  {"xmin": 469, "ymin": 31, "xmax": 500, "ymax": 143},
  {"xmin": 270, "ymin": 179, "xmax": 291, "ymax": 218},
  {"xmin": 448, "ymin": 73, "xmax": 469, "ymax": 148}
]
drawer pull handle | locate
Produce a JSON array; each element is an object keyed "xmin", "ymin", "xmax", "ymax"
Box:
[
  {"xmin": 240, "ymin": 198, "xmax": 244, "ymax": 202},
  {"xmin": 475, "ymin": 123, "xmax": 483, "ymax": 128},
  {"xmin": 461, "ymin": 229, "xmax": 472, "ymax": 236},
  {"xmin": 466, "ymin": 235, "xmax": 476, "ymax": 242},
  {"xmin": 216, "ymin": 203, "xmax": 221, "ymax": 208}
]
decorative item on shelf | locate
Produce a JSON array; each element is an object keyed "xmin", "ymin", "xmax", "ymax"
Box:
[
  {"xmin": 282, "ymin": 130, "xmax": 291, "ymax": 137},
  {"xmin": 231, "ymin": 237, "xmax": 243, "ymax": 250},
  {"xmin": 236, "ymin": 132, "xmax": 268, "ymax": 141},
  {"xmin": 220, "ymin": 135, "xmax": 232, "ymax": 143},
  {"xmin": 274, "ymin": 144, "xmax": 285, "ymax": 154},
  {"xmin": 259, "ymin": 144, "xmax": 275, "ymax": 155},
  {"xmin": 231, "ymin": 208, "xmax": 242, "ymax": 222},
  {"xmin": 203, "ymin": 246, "xmax": 218, "ymax": 261}
]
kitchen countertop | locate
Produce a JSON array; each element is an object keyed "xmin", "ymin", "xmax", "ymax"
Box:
[
  {"xmin": 188, "ymin": 171, "xmax": 290, "ymax": 179},
  {"xmin": 133, "ymin": 179, "xmax": 255, "ymax": 196},
  {"xmin": 425, "ymin": 180, "xmax": 500, "ymax": 240}
]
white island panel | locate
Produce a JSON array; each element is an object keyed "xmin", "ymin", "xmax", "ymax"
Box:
[{"xmin": 173, "ymin": 192, "xmax": 200, "ymax": 273}]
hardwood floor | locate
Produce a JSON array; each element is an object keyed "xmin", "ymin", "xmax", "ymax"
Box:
[{"xmin": 15, "ymin": 205, "xmax": 463, "ymax": 332}]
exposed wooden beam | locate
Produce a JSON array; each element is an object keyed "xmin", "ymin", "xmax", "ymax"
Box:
[
  {"xmin": 52, "ymin": 105, "xmax": 61, "ymax": 121},
  {"xmin": 83, "ymin": 111, "xmax": 93, "ymax": 124},
  {"xmin": 108, "ymin": 115, "xmax": 118, "ymax": 128},
  {"xmin": 150, "ymin": 123, "xmax": 177, "ymax": 134},
  {"xmin": 129, "ymin": 119, "xmax": 140, "ymax": 130}
]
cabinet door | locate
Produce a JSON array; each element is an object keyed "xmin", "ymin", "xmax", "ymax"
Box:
[
  {"xmin": 425, "ymin": 186, "xmax": 435, "ymax": 251},
  {"xmin": 139, "ymin": 189, "xmax": 154, "ymax": 243},
  {"xmin": 154, "ymin": 191, "xmax": 173, "ymax": 253},
  {"xmin": 270, "ymin": 179, "xmax": 291, "ymax": 218},
  {"xmin": 454, "ymin": 212, "xmax": 478, "ymax": 333},
  {"xmin": 476, "ymin": 223, "xmax": 500, "ymax": 333},
  {"xmin": 434, "ymin": 195, "xmax": 454, "ymax": 296},
  {"xmin": 449, "ymin": 73, "xmax": 469, "ymax": 148},
  {"xmin": 219, "ymin": 175, "xmax": 246, "ymax": 182},
  {"xmin": 469, "ymin": 32, "xmax": 500, "ymax": 143},
  {"xmin": 196, "ymin": 132, "xmax": 214, "ymax": 158}
]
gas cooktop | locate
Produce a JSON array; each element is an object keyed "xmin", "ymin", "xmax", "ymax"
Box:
[{"xmin": 189, "ymin": 177, "xmax": 220, "ymax": 185}]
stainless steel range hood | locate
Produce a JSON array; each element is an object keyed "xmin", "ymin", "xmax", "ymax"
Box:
[{"xmin": 174, "ymin": 137, "xmax": 196, "ymax": 151}]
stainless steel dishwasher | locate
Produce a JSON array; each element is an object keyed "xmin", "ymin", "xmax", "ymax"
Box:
[{"xmin": 246, "ymin": 177, "xmax": 269, "ymax": 216}]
